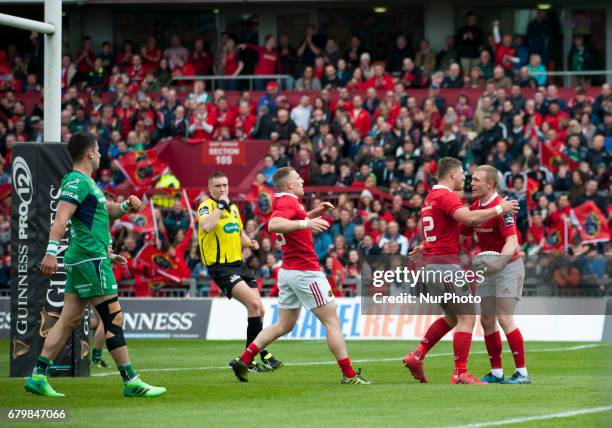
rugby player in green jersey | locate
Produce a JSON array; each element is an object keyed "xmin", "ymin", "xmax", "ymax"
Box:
[{"xmin": 24, "ymin": 132, "xmax": 166, "ymax": 398}]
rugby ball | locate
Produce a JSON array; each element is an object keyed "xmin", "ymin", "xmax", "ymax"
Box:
[{"xmin": 472, "ymin": 251, "xmax": 501, "ymax": 271}]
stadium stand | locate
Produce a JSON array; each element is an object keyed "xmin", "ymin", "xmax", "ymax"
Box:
[{"xmin": 0, "ymin": 13, "xmax": 609, "ymax": 298}]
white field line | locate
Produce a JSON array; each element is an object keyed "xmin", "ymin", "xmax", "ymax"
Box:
[
  {"xmin": 446, "ymin": 404, "xmax": 612, "ymax": 428},
  {"xmin": 91, "ymin": 343, "xmax": 603, "ymax": 377}
]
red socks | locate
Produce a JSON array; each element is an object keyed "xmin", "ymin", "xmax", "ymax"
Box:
[
  {"xmin": 506, "ymin": 328, "xmax": 525, "ymax": 368},
  {"xmin": 239, "ymin": 343, "xmax": 260, "ymax": 366},
  {"xmin": 484, "ymin": 331, "xmax": 503, "ymax": 370},
  {"xmin": 337, "ymin": 357, "xmax": 356, "ymax": 378},
  {"xmin": 453, "ymin": 332, "xmax": 472, "ymax": 376},
  {"xmin": 415, "ymin": 317, "xmax": 453, "ymax": 359}
]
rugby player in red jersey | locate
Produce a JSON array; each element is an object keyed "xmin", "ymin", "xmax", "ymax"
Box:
[
  {"xmin": 404, "ymin": 157, "xmax": 519, "ymax": 384},
  {"xmin": 461, "ymin": 165, "xmax": 530, "ymax": 384},
  {"xmin": 229, "ymin": 167, "xmax": 370, "ymax": 384}
]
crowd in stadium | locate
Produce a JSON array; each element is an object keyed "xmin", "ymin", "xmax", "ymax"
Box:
[{"xmin": 0, "ymin": 10, "xmax": 610, "ymax": 294}]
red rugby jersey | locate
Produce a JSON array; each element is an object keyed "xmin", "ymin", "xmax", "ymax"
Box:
[
  {"xmin": 460, "ymin": 192, "xmax": 520, "ymax": 262},
  {"xmin": 270, "ymin": 193, "xmax": 320, "ymax": 271},
  {"xmin": 421, "ymin": 184, "xmax": 465, "ymax": 258}
]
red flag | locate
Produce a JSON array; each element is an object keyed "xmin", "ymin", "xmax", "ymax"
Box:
[
  {"xmin": 184, "ymin": 187, "xmax": 207, "ymax": 209},
  {"xmin": 134, "ymin": 244, "xmax": 191, "ymax": 283},
  {"xmin": 113, "ymin": 199, "xmax": 156, "ymax": 234},
  {"xmin": 571, "ymin": 201, "xmax": 610, "ymax": 244},
  {"xmin": 423, "ymin": 159, "xmax": 436, "ymax": 192},
  {"xmin": 245, "ymin": 183, "xmax": 275, "ymax": 220},
  {"xmin": 526, "ymin": 177, "xmax": 540, "ymax": 211},
  {"xmin": 0, "ymin": 183, "xmax": 11, "ymax": 199},
  {"xmin": 541, "ymin": 220, "xmax": 566, "ymax": 252},
  {"xmin": 539, "ymin": 143, "xmax": 578, "ymax": 174},
  {"xmin": 114, "ymin": 149, "xmax": 169, "ymax": 189}
]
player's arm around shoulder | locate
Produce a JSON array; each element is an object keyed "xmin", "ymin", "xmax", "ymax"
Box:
[
  {"xmin": 453, "ymin": 198, "xmax": 519, "ymax": 226},
  {"xmin": 198, "ymin": 199, "xmax": 221, "ymax": 233}
]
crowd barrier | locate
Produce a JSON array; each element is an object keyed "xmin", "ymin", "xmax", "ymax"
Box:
[{"xmin": 2, "ymin": 297, "xmax": 610, "ymax": 342}]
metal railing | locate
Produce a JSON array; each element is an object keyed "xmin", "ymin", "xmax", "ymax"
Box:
[
  {"xmin": 169, "ymin": 74, "xmax": 291, "ymax": 91},
  {"xmin": 530, "ymin": 70, "xmax": 612, "ymax": 77},
  {"xmin": 116, "ymin": 278, "xmax": 197, "ymax": 298},
  {"xmin": 527, "ymin": 69, "xmax": 612, "ymax": 86}
]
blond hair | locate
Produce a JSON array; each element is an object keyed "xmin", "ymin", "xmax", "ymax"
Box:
[{"xmin": 475, "ymin": 165, "xmax": 500, "ymax": 189}]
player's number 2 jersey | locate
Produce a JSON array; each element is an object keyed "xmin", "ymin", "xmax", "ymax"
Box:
[
  {"xmin": 59, "ymin": 170, "xmax": 111, "ymax": 264},
  {"xmin": 421, "ymin": 185, "xmax": 465, "ymax": 257}
]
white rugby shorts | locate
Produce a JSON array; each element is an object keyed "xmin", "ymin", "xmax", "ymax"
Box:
[{"xmin": 277, "ymin": 268, "xmax": 335, "ymax": 310}]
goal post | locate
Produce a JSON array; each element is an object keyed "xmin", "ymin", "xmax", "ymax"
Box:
[
  {"xmin": 0, "ymin": 0, "xmax": 61, "ymax": 142},
  {"xmin": 3, "ymin": 2, "xmax": 89, "ymax": 377}
]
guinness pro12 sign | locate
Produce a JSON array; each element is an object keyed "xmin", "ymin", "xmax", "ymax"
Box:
[{"xmin": 10, "ymin": 143, "xmax": 89, "ymax": 377}]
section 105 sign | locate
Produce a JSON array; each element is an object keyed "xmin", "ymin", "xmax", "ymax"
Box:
[{"xmin": 201, "ymin": 141, "xmax": 246, "ymax": 166}]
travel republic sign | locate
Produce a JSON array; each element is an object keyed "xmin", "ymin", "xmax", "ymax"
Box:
[{"xmin": 10, "ymin": 143, "xmax": 89, "ymax": 377}]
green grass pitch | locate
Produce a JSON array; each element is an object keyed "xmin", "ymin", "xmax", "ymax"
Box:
[{"xmin": 1, "ymin": 339, "xmax": 611, "ymax": 427}]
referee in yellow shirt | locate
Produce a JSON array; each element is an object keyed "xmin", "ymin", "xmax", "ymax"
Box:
[{"xmin": 198, "ymin": 171, "xmax": 282, "ymax": 372}]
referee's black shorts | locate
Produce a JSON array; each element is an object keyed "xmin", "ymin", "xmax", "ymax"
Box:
[{"xmin": 207, "ymin": 261, "xmax": 257, "ymax": 299}]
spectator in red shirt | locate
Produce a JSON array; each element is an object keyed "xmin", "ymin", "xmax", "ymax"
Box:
[
  {"xmin": 117, "ymin": 40, "xmax": 135, "ymax": 70},
  {"xmin": 313, "ymin": 56, "xmax": 326, "ymax": 80},
  {"xmin": 236, "ymin": 90, "xmax": 257, "ymax": 115},
  {"xmin": 221, "ymin": 37, "xmax": 243, "ymax": 91},
  {"xmin": 329, "ymin": 87, "xmax": 352, "ymax": 116},
  {"xmin": 543, "ymin": 101, "xmax": 569, "ymax": 132},
  {"xmin": 188, "ymin": 103, "xmax": 215, "ymax": 139},
  {"xmin": 75, "ymin": 36, "xmax": 96, "ymax": 84},
  {"xmin": 189, "ymin": 38, "xmax": 213, "ymax": 76},
  {"xmin": 115, "ymin": 94, "xmax": 136, "ymax": 137},
  {"xmin": 346, "ymin": 67, "xmax": 364, "ymax": 90},
  {"xmin": 212, "ymin": 96, "xmax": 237, "ymax": 134},
  {"xmin": 235, "ymin": 100, "xmax": 256, "ymax": 138},
  {"xmin": 349, "ymin": 95, "xmax": 371, "ymax": 138},
  {"xmin": 127, "ymin": 54, "xmax": 146, "ymax": 84},
  {"xmin": 171, "ymin": 57, "xmax": 196, "ymax": 87},
  {"xmin": 295, "ymin": 147, "xmax": 318, "ymax": 184},
  {"xmin": 492, "ymin": 21, "xmax": 518, "ymax": 73},
  {"xmin": 240, "ymin": 35, "xmax": 280, "ymax": 90},
  {"xmin": 140, "ymin": 36, "xmax": 162, "ymax": 73},
  {"xmin": 362, "ymin": 63, "xmax": 394, "ymax": 91},
  {"xmin": 401, "ymin": 57, "xmax": 424, "ymax": 89}
]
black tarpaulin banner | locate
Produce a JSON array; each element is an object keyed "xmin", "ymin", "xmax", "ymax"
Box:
[{"xmin": 10, "ymin": 143, "xmax": 89, "ymax": 377}]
